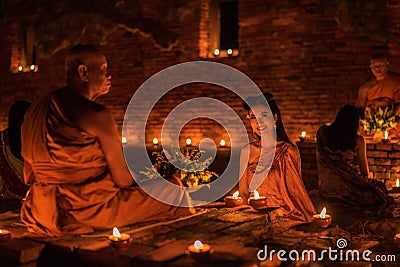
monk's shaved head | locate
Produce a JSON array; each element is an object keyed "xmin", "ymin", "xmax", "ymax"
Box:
[{"xmin": 65, "ymin": 44, "xmax": 103, "ymax": 81}]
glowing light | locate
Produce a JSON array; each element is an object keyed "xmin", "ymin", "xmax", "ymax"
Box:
[
  {"xmin": 320, "ymin": 207, "xmax": 327, "ymax": 218},
  {"xmin": 18, "ymin": 65, "xmax": 23, "ymax": 72},
  {"xmin": 232, "ymin": 191, "xmax": 239, "ymax": 198},
  {"xmin": 254, "ymin": 190, "xmax": 260, "ymax": 199},
  {"xmin": 186, "ymin": 138, "xmax": 192, "ymax": 146},
  {"xmin": 193, "ymin": 240, "xmax": 203, "ymax": 250},
  {"xmin": 227, "ymin": 49, "xmax": 233, "ymax": 55},
  {"xmin": 153, "ymin": 138, "xmax": 159, "ymax": 145},
  {"xmin": 220, "ymin": 139, "xmax": 226, "ymax": 147},
  {"xmin": 213, "ymin": 49, "xmax": 220, "ymax": 56},
  {"xmin": 301, "ymin": 131, "xmax": 306, "ymax": 138},
  {"xmin": 384, "ymin": 130, "xmax": 389, "ymax": 140},
  {"xmin": 396, "ymin": 179, "xmax": 399, "ymax": 187},
  {"xmin": 30, "ymin": 65, "xmax": 35, "ymax": 71},
  {"xmin": 112, "ymin": 227, "xmax": 121, "ymax": 238},
  {"xmin": 122, "ymin": 137, "xmax": 127, "ymax": 144}
]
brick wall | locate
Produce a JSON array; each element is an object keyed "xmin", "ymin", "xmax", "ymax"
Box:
[
  {"xmin": 298, "ymin": 140, "xmax": 400, "ymax": 191},
  {"xmin": 0, "ymin": 0, "xmax": 399, "ymax": 149}
]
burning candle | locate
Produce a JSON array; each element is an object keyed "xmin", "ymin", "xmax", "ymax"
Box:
[
  {"xmin": 248, "ymin": 190, "xmax": 267, "ymax": 210},
  {"xmin": 0, "ymin": 229, "xmax": 11, "ymax": 240},
  {"xmin": 394, "ymin": 233, "xmax": 400, "ymax": 247},
  {"xmin": 186, "ymin": 240, "xmax": 213, "ymax": 260},
  {"xmin": 108, "ymin": 227, "xmax": 132, "ymax": 251},
  {"xmin": 224, "ymin": 191, "xmax": 244, "ymax": 207},
  {"xmin": 299, "ymin": 131, "xmax": 307, "ymax": 141},
  {"xmin": 153, "ymin": 138, "xmax": 159, "ymax": 146},
  {"xmin": 122, "ymin": 137, "xmax": 127, "ymax": 144},
  {"xmin": 312, "ymin": 207, "xmax": 332, "ymax": 228},
  {"xmin": 186, "ymin": 138, "xmax": 192, "ymax": 146},
  {"xmin": 392, "ymin": 178, "xmax": 400, "ymax": 193},
  {"xmin": 220, "ymin": 139, "xmax": 226, "ymax": 147},
  {"xmin": 382, "ymin": 130, "xmax": 391, "ymax": 144}
]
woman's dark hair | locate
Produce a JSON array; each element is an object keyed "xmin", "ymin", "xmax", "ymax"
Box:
[
  {"xmin": 243, "ymin": 92, "xmax": 292, "ymax": 144},
  {"xmin": 8, "ymin": 100, "xmax": 31, "ymax": 161},
  {"xmin": 325, "ymin": 104, "xmax": 363, "ymax": 151}
]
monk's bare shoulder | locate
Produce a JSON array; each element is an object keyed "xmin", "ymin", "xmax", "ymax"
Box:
[{"xmin": 54, "ymin": 88, "xmax": 114, "ymax": 136}]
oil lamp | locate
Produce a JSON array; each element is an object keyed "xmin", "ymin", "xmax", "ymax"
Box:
[{"xmin": 312, "ymin": 207, "xmax": 332, "ymax": 228}]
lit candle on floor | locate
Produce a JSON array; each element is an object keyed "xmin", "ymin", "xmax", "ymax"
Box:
[
  {"xmin": 394, "ymin": 233, "xmax": 400, "ymax": 247},
  {"xmin": 248, "ymin": 190, "xmax": 267, "ymax": 210},
  {"xmin": 108, "ymin": 227, "xmax": 132, "ymax": 251},
  {"xmin": 186, "ymin": 240, "xmax": 213, "ymax": 260},
  {"xmin": 312, "ymin": 207, "xmax": 332, "ymax": 228},
  {"xmin": 224, "ymin": 191, "xmax": 244, "ymax": 207},
  {"xmin": 0, "ymin": 229, "xmax": 11, "ymax": 240}
]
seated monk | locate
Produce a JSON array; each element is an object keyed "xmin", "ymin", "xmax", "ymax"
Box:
[{"xmin": 21, "ymin": 44, "xmax": 194, "ymax": 237}]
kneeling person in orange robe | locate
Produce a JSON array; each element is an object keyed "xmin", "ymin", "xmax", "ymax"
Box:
[{"xmin": 21, "ymin": 45, "xmax": 194, "ymax": 237}]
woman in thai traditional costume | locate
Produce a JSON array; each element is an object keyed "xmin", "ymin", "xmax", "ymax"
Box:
[
  {"xmin": 316, "ymin": 104, "xmax": 391, "ymax": 211},
  {"xmin": 239, "ymin": 93, "xmax": 315, "ymax": 222}
]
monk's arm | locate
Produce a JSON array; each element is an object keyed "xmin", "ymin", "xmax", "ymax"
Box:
[
  {"xmin": 85, "ymin": 109, "xmax": 135, "ymax": 187},
  {"xmin": 355, "ymin": 86, "xmax": 368, "ymax": 108}
]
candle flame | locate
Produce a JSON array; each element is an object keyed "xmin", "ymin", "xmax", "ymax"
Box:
[
  {"xmin": 153, "ymin": 138, "xmax": 159, "ymax": 145},
  {"xmin": 384, "ymin": 130, "xmax": 389, "ymax": 140},
  {"xmin": 122, "ymin": 137, "xmax": 127, "ymax": 144},
  {"xmin": 0, "ymin": 229, "xmax": 2, "ymax": 234},
  {"xmin": 186, "ymin": 138, "xmax": 192, "ymax": 146},
  {"xmin": 232, "ymin": 191, "xmax": 239, "ymax": 198},
  {"xmin": 194, "ymin": 240, "xmax": 203, "ymax": 250},
  {"xmin": 320, "ymin": 207, "xmax": 327, "ymax": 218},
  {"xmin": 254, "ymin": 190, "xmax": 259, "ymax": 198},
  {"xmin": 396, "ymin": 179, "xmax": 399, "ymax": 187},
  {"xmin": 301, "ymin": 131, "xmax": 306, "ymax": 138},
  {"xmin": 220, "ymin": 139, "xmax": 226, "ymax": 147},
  {"xmin": 113, "ymin": 227, "xmax": 121, "ymax": 238}
]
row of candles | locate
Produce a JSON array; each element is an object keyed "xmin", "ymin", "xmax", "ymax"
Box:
[
  {"xmin": 122, "ymin": 130, "xmax": 392, "ymax": 145},
  {"xmin": 107, "ymin": 227, "xmax": 213, "ymax": 258},
  {"xmin": 122, "ymin": 137, "xmax": 228, "ymax": 147},
  {"xmin": 299, "ymin": 130, "xmax": 392, "ymax": 143},
  {"xmin": 224, "ymin": 190, "xmax": 332, "ymax": 227}
]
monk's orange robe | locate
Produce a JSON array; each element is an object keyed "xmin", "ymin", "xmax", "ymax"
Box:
[{"xmin": 21, "ymin": 93, "xmax": 193, "ymax": 237}]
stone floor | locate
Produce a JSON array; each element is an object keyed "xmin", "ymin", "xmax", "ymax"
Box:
[{"xmin": 0, "ymin": 193, "xmax": 399, "ymax": 267}]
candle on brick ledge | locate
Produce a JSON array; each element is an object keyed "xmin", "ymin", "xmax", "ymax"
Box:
[
  {"xmin": 299, "ymin": 131, "xmax": 307, "ymax": 141},
  {"xmin": 186, "ymin": 138, "xmax": 192, "ymax": 146},
  {"xmin": 392, "ymin": 178, "xmax": 400, "ymax": 193},
  {"xmin": 382, "ymin": 130, "xmax": 391, "ymax": 144}
]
